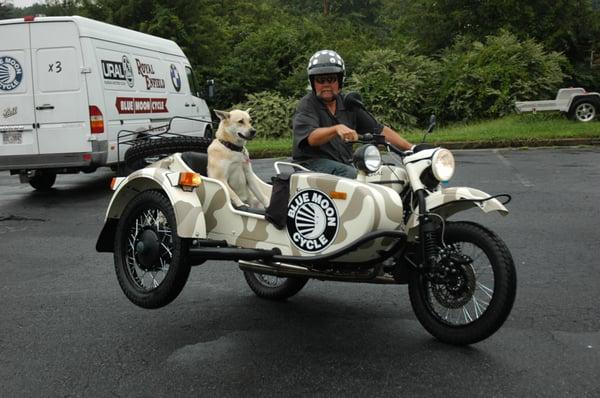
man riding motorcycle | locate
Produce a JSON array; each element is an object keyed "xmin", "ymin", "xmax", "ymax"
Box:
[{"xmin": 292, "ymin": 49, "xmax": 414, "ymax": 178}]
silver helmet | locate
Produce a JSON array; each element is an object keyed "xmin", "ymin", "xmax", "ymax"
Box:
[{"xmin": 307, "ymin": 49, "xmax": 345, "ymax": 91}]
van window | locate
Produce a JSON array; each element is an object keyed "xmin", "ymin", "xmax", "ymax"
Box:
[{"xmin": 185, "ymin": 66, "xmax": 200, "ymax": 98}]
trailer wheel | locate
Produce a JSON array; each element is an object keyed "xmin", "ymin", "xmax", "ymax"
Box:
[
  {"xmin": 568, "ymin": 98, "xmax": 598, "ymax": 122},
  {"xmin": 29, "ymin": 170, "xmax": 56, "ymax": 191},
  {"xmin": 124, "ymin": 136, "xmax": 212, "ymax": 173}
]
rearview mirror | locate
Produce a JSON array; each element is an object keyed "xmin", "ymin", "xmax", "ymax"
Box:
[
  {"xmin": 206, "ymin": 79, "xmax": 215, "ymax": 99},
  {"xmin": 427, "ymin": 114, "xmax": 436, "ymax": 133}
]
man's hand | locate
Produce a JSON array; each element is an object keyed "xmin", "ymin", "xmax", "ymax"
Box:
[{"xmin": 335, "ymin": 124, "xmax": 358, "ymax": 142}]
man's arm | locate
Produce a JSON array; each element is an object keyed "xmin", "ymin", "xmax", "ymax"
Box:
[
  {"xmin": 381, "ymin": 126, "xmax": 412, "ymax": 151},
  {"xmin": 307, "ymin": 124, "xmax": 358, "ymax": 146}
]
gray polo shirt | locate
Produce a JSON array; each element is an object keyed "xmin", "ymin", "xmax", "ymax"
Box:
[{"xmin": 292, "ymin": 92, "xmax": 384, "ymax": 164}]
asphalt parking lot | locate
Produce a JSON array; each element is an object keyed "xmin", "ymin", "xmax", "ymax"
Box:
[{"xmin": 1, "ymin": 147, "xmax": 599, "ymax": 397}]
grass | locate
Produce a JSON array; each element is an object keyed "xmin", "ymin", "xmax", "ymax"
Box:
[{"xmin": 246, "ymin": 113, "xmax": 600, "ymax": 158}]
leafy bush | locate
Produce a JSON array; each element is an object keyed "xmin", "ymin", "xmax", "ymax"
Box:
[
  {"xmin": 345, "ymin": 47, "xmax": 440, "ymax": 128},
  {"xmin": 234, "ymin": 91, "xmax": 299, "ymax": 139},
  {"xmin": 436, "ymin": 31, "xmax": 567, "ymax": 122}
]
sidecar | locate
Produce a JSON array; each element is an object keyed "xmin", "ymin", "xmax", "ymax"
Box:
[{"xmin": 97, "ymin": 151, "xmax": 407, "ymax": 308}]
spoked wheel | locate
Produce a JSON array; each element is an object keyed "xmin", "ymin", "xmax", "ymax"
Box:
[
  {"xmin": 409, "ymin": 221, "xmax": 516, "ymax": 345},
  {"xmin": 243, "ymin": 271, "xmax": 308, "ymax": 301},
  {"xmin": 114, "ymin": 190, "xmax": 191, "ymax": 308}
]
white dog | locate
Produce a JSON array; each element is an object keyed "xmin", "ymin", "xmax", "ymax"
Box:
[{"xmin": 207, "ymin": 109, "xmax": 270, "ymax": 209}]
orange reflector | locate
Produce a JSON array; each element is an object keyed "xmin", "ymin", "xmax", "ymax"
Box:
[
  {"xmin": 110, "ymin": 178, "xmax": 118, "ymax": 190},
  {"xmin": 179, "ymin": 172, "xmax": 202, "ymax": 187},
  {"xmin": 330, "ymin": 191, "xmax": 347, "ymax": 200}
]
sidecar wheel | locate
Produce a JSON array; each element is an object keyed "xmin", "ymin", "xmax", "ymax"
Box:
[
  {"xmin": 408, "ymin": 221, "xmax": 516, "ymax": 345},
  {"xmin": 243, "ymin": 271, "xmax": 308, "ymax": 301},
  {"xmin": 114, "ymin": 190, "xmax": 191, "ymax": 309}
]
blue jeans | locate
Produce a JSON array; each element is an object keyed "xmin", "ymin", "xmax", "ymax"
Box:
[{"xmin": 301, "ymin": 158, "xmax": 357, "ymax": 179}]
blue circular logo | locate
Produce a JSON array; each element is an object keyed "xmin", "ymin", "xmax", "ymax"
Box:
[
  {"xmin": 170, "ymin": 64, "xmax": 181, "ymax": 92},
  {"xmin": 0, "ymin": 56, "xmax": 23, "ymax": 91}
]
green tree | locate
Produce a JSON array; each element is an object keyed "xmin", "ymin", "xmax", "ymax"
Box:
[
  {"xmin": 346, "ymin": 46, "xmax": 440, "ymax": 128},
  {"xmin": 436, "ymin": 31, "xmax": 566, "ymax": 122},
  {"xmin": 0, "ymin": 1, "xmax": 16, "ymax": 19}
]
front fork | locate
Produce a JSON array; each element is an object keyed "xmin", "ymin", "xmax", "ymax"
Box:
[{"xmin": 415, "ymin": 189, "xmax": 440, "ymax": 270}]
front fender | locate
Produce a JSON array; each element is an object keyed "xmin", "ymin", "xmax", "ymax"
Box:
[
  {"xmin": 406, "ymin": 187, "xmax": 509, "ymax": 232},
  {"xmin": 97, "ymin": 166, "xmax": 207, "ymax": 252}
]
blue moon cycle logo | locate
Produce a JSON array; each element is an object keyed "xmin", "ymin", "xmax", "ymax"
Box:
[
  {"xmin": 287, "ymin": 189, "xmax": 339, "ymax": 253},
  {"xmin": 0, "ymin": 56, "xmax": 23, "ymax": 91}
]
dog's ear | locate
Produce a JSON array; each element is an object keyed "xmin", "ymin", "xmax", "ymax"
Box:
[
  {"xmin": 214, "ymin": 110, "xmax": 230, "ymax": 121},
  {"xmin": 245, "ymin": 108, "xmax": 252, "ymax": 115}
]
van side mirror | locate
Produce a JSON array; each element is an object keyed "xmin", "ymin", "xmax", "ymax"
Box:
[{"xmin": 206, "ymin": 79, "xmax": 215, "ymax": 99}]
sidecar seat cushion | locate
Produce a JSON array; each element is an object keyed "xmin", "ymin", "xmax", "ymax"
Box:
[
  {"xmin": 181, "ymin": 151, "xmax": 208, "ymax": 175},
  {"xmin": 265, "ymin": 172, "xmax": 292, "ymax": 230}
]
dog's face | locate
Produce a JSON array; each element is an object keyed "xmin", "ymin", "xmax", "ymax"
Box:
[{"xmin": 214, "ymin": 109, "xmax": 256, "ymax": 145}]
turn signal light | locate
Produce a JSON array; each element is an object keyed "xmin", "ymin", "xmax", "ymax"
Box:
[
  {"xmin": 179, "ymin": 172, "xmax": 201, "ymax": 188},
  {"xmin": 330, "ymin": 191, "xmax": 347, "ymax": 200},
  {"xmin": 110, "ymin": 177, "xmax": 125, "ymax": 190}
]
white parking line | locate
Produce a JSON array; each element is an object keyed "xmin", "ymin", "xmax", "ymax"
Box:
[{"xmin": 494, "ymin": 149, "xmax": 535, "ymax": 187}]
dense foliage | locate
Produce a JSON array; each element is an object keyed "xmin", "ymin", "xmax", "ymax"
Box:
[{"xmin": 2, "ymin": 0, "xmax": 599, "ymax": 131}]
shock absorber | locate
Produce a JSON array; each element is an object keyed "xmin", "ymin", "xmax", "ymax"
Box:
[{"xmin": 416, "ymin": 190, "xmax": 439, "ymax": 269}]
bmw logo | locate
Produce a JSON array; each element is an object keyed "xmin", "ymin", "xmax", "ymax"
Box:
[
  {"xmin": 287, "ymin": 189, "xmax": 339, "ymax": 253},
  {"xmin": 170, "ymin": 64, "xmax": 181, "ymax": 92},
  {"xmin": 0, "ymin": 56, "xmax": 23, "ymax": 91}
]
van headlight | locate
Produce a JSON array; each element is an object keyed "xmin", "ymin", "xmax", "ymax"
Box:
[
  {"xmin": 353, "ymin": 145, "xmax": 382, "ymax": 173},
  {"xmin": 431, "ymin": 149, "xmax": 455, "ymax": 182}
]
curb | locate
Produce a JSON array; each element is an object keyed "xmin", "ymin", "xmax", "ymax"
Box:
[{"xmin": 249, "ymin": 138, "xmax": 600, "ymax": 158}]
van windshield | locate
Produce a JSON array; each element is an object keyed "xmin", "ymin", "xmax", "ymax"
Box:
[{"xmin": 186, "ymin": 66, "xmax": 200, "ymax": 98}]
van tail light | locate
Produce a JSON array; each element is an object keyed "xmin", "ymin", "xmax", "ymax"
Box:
[
  {"xmin": 24, "ymin": 16, "xmax": 35, "ymax": 22},
  {"xmin": 89, "ymin": 106, "xmax": 104, "ymax": 134}
]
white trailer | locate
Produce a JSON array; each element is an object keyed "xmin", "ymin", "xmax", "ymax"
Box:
[
  {"xmin": 0, "ymin": 15, "xmax": 212, "ymax": 190},
  {"xmin": 515, "ymin": 88, "xmax": 600, "ymax": 122}
]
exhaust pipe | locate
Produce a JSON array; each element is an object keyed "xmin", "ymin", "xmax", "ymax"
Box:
[{"xmin": 238, "ymin": 260, "xmax": 398, "ymax": 284}]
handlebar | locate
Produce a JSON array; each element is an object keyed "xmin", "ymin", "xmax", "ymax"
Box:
[{"xmin": 349, "ymin": 134, "xmax": 413, "ymax": 157}]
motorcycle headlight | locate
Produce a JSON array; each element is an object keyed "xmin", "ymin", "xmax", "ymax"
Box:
[
  {"xmin": 353, "ymin": 145, "xmax": 382, "ymax": 173},
  {"xmin": 431, "ymin": 149, "xmax": 455, "ymax": 182}
]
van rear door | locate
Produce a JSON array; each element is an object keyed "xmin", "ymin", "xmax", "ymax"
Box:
[
  {"xmin": 30, "ymin": 21, "xmax": 91, "ymax": 155},
  {"xmin": 0, "ymin": 22, "xmax": 39, "ymax": 158}
]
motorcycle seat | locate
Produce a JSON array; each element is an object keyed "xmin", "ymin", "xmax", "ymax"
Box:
[{"xmin": 181, "ymin": 151, "xmax": 208, "ymax": 175}]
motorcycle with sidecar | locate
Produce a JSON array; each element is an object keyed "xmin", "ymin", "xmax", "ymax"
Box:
[{"xmin": 96, "ymin": 107, "xmax": 516, "ymax": 346}]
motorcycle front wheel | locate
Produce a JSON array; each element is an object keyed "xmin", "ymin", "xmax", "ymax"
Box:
[
  {"xmin": 243, "ymin": 271, "xmax": 308, "ymax": 301},
  {"xmin": 409, "ymin": 221, "xmax": 516, "ymax": 345},
  {"xmin": 114, "ymin": 190, "xmax": 191, "ymax": 309}
]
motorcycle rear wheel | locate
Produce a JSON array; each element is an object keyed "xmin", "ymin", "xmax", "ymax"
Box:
[
  {"xmin": 243, "ymin": 271, "xmax": 308, "ymax": 301},
  {"xmin": 114, "ymin": 190, "xmax": 191, "ymax": 309},
  {"xmin": 409, "ymin": 221, "xmax": 516, "ymax": 345}
]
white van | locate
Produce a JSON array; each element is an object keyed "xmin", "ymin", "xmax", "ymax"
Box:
[{"xmin": 0, "ymin": 15, "xmax": 212, "ymax": 189}]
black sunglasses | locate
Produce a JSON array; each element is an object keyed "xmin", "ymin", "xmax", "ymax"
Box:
[{"xmin": 314, "ymin": 75, "xmax": 338, "ymax": 84}]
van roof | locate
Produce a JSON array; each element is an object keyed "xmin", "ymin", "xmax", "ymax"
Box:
[{"xmin": 0, "ymin": 15, "xmax": 186, "ymax": 58}]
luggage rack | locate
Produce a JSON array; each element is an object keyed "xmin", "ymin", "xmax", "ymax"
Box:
[{"xmin": 116, "ymin": 115, "xmax": 215, "ymax": 175}]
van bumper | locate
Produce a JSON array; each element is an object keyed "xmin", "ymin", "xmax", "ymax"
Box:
[{"xmin": 0, "ymin": 141, "xmax": 109, "ymax": 171}]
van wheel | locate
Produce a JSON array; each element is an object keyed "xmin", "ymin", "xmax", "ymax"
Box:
[
  {"xmin": 568, "ymin": 98, "xmax": 598, "ymax": 122},
  {"xmin": 124, "ymin": 137, "xmax": 212, "ymax": 172},
  {"xmin": 29, "ymin": 170, "xmax": 56, "ymax": 191}
]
